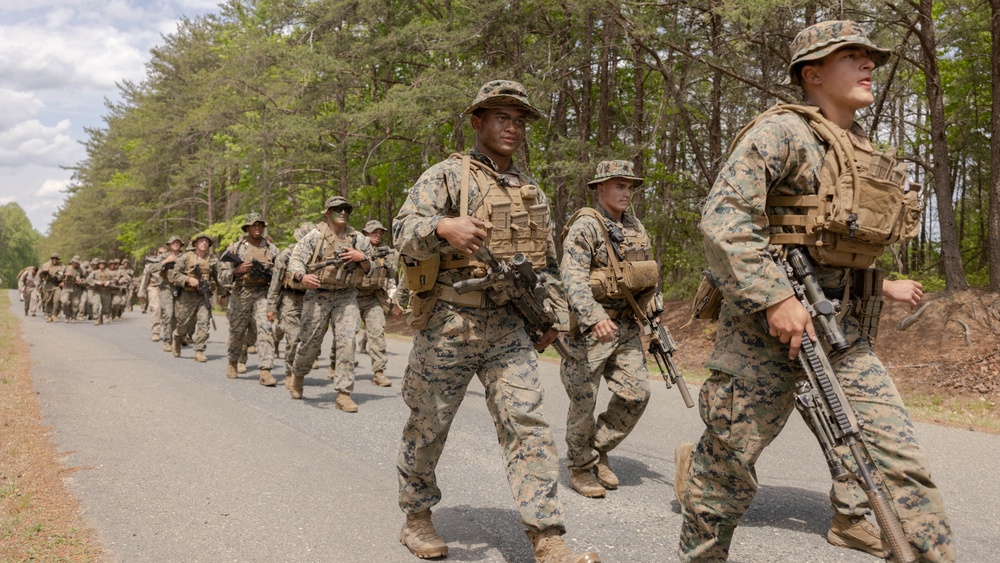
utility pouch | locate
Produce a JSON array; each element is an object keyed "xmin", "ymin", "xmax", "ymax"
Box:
[
  {"xmin": 406, "ymin": 287, "xmax": 440, "ymax": 330},
  {"xmin": 620, "ymin": 260, "xmax": 660, "ymax": 293},
  {"xmin": 691, "ymin": 270, "xmax": 723, "ymax": 321},
  {"xmin": 403, "ymin": 254, "xmax": 440, "ymax": 292},
  {"xmin": 851, "ymin": 268, "xmax": 884, "ymax": 343}
]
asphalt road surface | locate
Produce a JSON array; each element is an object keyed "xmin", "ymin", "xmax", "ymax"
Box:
[{"xmin": 10, "ymin": 291, "xmax": 1000, "ymax": 562}]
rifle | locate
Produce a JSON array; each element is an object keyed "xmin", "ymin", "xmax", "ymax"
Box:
[
  {"xmin": 761, "ymin": 247, "xmax": 916, "ymax": 563},
  {"xmin": 647, "ymin": 315, "xmax": 694, "ymax": 408},
  {"xmin": 220, "ymin": 249, "xmax": 273, "ymax": 282},
  {"xmin": 453, "ymin": 246, "xmax": 570, "ymax": 359},
  {"xmin": 193, "ymin": 264, "xmax": 217, "ymax": 330},
  {"xmin": 604, "ymin": 219, "xmax": 693, "ymax": 407},
  {"xmin": 305, "ymin": 251, "xmax": 358, "ymax": 282}
]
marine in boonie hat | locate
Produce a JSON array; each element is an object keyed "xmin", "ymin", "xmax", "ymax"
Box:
[
  {"xmin": 167, "ymin": 235, "xmax": 184, "ymax": 245},
  {"xmin": 587, "ymin": 160, "xmax": 644, "ymax": 189},
  {"xmin": 241, "ymin": 212, "xmax": 267, "ymax": 231},
  {"xmin": 50, "ymin": 252, "xmax": 61, "ymax": 259},
  {"xmin": 785, "ymin": 20, "xmax": 891, "ymax": 85},
  {"xmin": 324, "ymin": 195, "xmax": 353, "ymax": 214},
  {"xmin": 192, "ymin": 233, "xmax": 214, "ymax": 247},
  {"xmin": 70, "ymin": 255, "xmax": 81, "ymax": 264},
  {"xmin": 362, "ymin": 219, "xmax": 386, "ymax": 234},
  {"xmin": 462, "ymin": 80, "xmax": 542, "ymax": 121}
]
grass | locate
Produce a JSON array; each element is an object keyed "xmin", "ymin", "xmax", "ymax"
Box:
[
  {"xmin": 904, "ymin": 393, "xmax": 1000, "ymax": 433},
  {"xmin": 0, "ymin": 293, "xmax": 102, "ymax": 562}
]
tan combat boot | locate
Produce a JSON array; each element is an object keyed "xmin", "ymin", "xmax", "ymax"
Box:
[
  {"xmin": 237, "ymin": 362, "xmax": 247, "ymax": 374},
  {"xmin": 312, "ymin": 359, "xmax": 319, "ymax": 370},
  {"xmin": 151, "ymin": 334, "xmax": 159, "ymax": 342},
  {"xmin": 372, "ymin": 371, "xmax": 392, "ymax": 387},
  {"xmin": 284, "ymin": 374, "xmax": 293, "ymax": 390},
  {"xmin": 289, "ymin": 374, "xmax": 304, "ymax": 399},
  {"xmin": 569, "ymin": 469, "xmax": 605, "ymax": 498},
  {"xmin": 674, "ymin": 442, "xmax": 694, "ymax": 508},
  {"xmin": 247, "ymin": 345, "xmax": 256, "ymax": 354},
  {"xmin": 162, "ymin": 340, "xmax": 171, "ymax": 352},
  {"xmin": 827, "ymin": 513, "xmax": 886, "ymax": 558},
  {"xmin": 327, "ymin": 365, "xmax": 336, "ymax": 380},
  {"xmin": 172, "ymin": 338, "xmax": 182, "ymax": 358},
  {"xmin": 194, "ymin": 351, "xmax": 208, "ymax": 363},
  {"xmin": 335, "ymin": 392, "xmax": 358, "ymax": 413},
  {"xmin": 400, "ymin": 510, "xmax": 448, "ymax": 559},
  {"xmin": 226, "ymin": 362, "xmax": 238, "ymax": 379},
  {"xmin": 259, "ymin": 369, "xmax": 277, "ymax": 387},
  {"xmin": 594, "ymin": 452, "xmax": 619, "ymax": 490},
  {"xmin": 528, "ymin": 528, "xmax": 601, "ymax": 563}
]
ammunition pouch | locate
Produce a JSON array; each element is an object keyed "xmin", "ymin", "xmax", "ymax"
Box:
[
  {"xmin": 588, "ymin": 260, "xmax": 659, "ymax": 301},
  {"xmin": 850, "ymin": 268, "xmax": 884, "ymax": 343},
  {"xmin": 406, "ymin": 286, "xmax": 441, "ymax": 330},
  {"xmin": 690, "ymin": 270, "xmax": 723, "ymax": 322},
  {"xmin": 403, "ymin": 254, "xmax": 440, "ymax": 292}
]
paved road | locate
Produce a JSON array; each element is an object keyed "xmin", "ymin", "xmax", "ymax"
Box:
[{"xmin": 10, "ymin": 291, "xmax": 999, "ymax": 562}]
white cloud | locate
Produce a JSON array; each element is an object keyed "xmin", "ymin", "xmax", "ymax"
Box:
[
  {"xmin": 0, "ymin": 195, "xmax": 16, "ymax": 205},
  {"xmin": 0, "ymin": 119, "xmax": 82, "ymax": 168},
  {"xmin": 0, "ymin": 89, "xmax": 44, "ymax": 130},
  {"xmin": 38, "ymin": 178, "xmax": 71, "ymax": 196}
]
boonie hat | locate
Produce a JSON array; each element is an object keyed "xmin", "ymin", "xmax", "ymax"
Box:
[
  {"xmin": 462, "ymin": 80, "xmax": 542, "ymax": 121},
  {"xmin": 241, "ymin": 212, "xmax": 267, "ymax": 231},
  {"xmin": 363, "ymin": 219, "xmax": 386, "ymax": 234},
  {"xmin": 324, "ymin": 195, "xmax": 354, "ymax": 214},
  {"xmin": 96, "ymin": 258, "xmax": 107, "ymax": 265},
  {"xmin": 109, "ymin": 258, "xmax": 120, "ymax": 265},
  {"xmin": 293, "ymin": 221, "xmax": 317, "ymax": 242},
  {"xmin": 192, "ymin": 233, "xmax": 214, "ymax": 247},
  {"xmin": 70, "ymin": 255, "xmax": 81, "ymax": 263},
  {"xmin": 587, "ymin": 160, "xmax": 644, "ymax": 189},
  {"xmin": 785, "ymin": 20, "xmax": 891, "ymax": 85},
  {"xmin": 167, "ymin": 235, "xmax": 184, "ymax": 245},
  {"xmin": 50, "ymin": 252, "xmax": 60, "ymax": 259}
]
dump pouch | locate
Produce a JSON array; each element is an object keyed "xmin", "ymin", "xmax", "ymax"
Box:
[
  {"xmin": 403, "ymin": 254, "xmax": 440, "ymax": 292},
  {"xmin": 691, "ymin": 270, "xmax": 723, "ymax": 321}
]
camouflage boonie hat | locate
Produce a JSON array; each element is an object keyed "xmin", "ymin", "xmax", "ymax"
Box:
[
  {"xmin": 192, "ymin": 233, "xmax": 214, "ymax": 247},
  {"xmin": 463, "ymin": 80, "xmax": 542, "ymax": 121},
  {"xmin": 50, "ymin": 252, "xmax": 60, "ymax": 259},
  {"xmin": 96, "ymin": 258, "xmax": 107, "ymax": 265},
  {"xmin": 362, "ymin": 219, "xmax": 386, "ymax": 234},
  {"xmin": 293, "ymin": 221, "xmax": 317, "ymax": 242},
  {"xmin": 324, "ymin": 195, "xmax": 353, "ymax": 214},
  {"xmin": 109, "ymin": 258, "xmax": 120, "ymax": 265},
  {"xmin": 70, "ymin": 255, "xmax": 81, "ymax": 263},
  {"xmin": 587, "ymin": 160, "xmax": 644, "ymax": 188},
  {"xmin": 166, "ymin": 235, "xmax": 184, "ymax": 245},
  {"xmin": 241, "ymin": 212, "xmax": 267, "ymax": 231},
  {"xmin": 785, "ymin": 20, "xmax": 891, "ymax": 85}
]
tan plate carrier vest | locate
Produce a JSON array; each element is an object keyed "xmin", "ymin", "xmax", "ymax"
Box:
[
  {"xmin": 310, "ymin": 224, "xmax": 365, "ymax": 290},
  {"xmin": 235, "ymin": 238, "xmax": 275, "ymax": 286},
  {"xmin": 733, "ymin": 104, "xmax": 922, "ymax": 269},
  {"xmin": 357, "ymin": 251, "xmax": 389, "ymax": 293},
  {"xmin": 180, "ymin": 253, "xmax": 213, "ymax": 291}
]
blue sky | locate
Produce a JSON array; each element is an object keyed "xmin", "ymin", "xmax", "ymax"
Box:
[{"xmin": 0, "ymin": 0, "xmax": 220, "ymax": 234}]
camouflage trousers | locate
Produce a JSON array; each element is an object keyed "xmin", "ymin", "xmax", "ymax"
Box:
[
  {"xmin": 146, "ymin": 286, "xmax": 161, "ymax": 337},
  {"xmin": 277, "ymin": 289, "xmax": 305, "ymax": 365},
  {"xmin": 678, "ymin": 340, "xmax": 954, "ymax": 562},
  {"xmin": 560, "ymin": 316, "xmax": 650, "ymax": 470},
  {"xmin": 397, "ymin": 300, "xmax": 564, "ymax": 533},
  {"xmin": 357, "ymin": 292, "xmax": 388, "ymax": 374},
  {"xmin": 42, "ymin": 286, "xmax": 61, "ymax": 319},
  {"xmin": 90, "ymin": 289, "xmax": 113, "ymax": 322},
  {"xmin": 158, "ymin": 285, "xmax": 177, "ymax": 341},
  {"xmin": 111, "ymin": 290, "xmax": 126, "ymax": 319},
  {"xmin": 23, "ymin": 288, "xmax": 40, "ymax": 316},
  {"xmin": 173, "ymin": 290, "xmax": 212, "ymax": 352},
  {"xmin": 291, "ymin": 287, "xmax": 359, "ymax": 392},
  {"xmin": 60, "ymin": 286, "xmax": 84, "ymax": 320},
  {"xmin": 227, "ymin": 284, "xmax": 274, "ymax": 369}
]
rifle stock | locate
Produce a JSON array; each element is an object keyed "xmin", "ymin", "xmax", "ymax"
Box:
[
  {"xmin": 765, "ymin": 248, "xmax": 916, "ymax": 563},
  {"xmin": 647, "ymin": 319, "xmax": 694, "ymax": 408}
]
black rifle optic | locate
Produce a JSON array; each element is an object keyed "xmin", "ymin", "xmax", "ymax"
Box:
[
  {"xmin": 761, "ymin": 247, "xmax": 916, "ymax": 563},
  {"xmin": 193, "ymin": 264, "xmax": 217, "ymax": 330},
  {"xmin": 220, "ymin": 249, "xmax": 273, "ymax": 282},
  {"xmin": 453, "ymin": 246, "xmax": 570, "ymax": 359}
]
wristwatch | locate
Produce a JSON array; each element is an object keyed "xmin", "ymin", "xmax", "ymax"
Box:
[{"xmin": 294, "ymin": 272, "xmax": 304, "ymax": 282}]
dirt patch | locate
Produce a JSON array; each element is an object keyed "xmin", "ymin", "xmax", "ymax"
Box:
[{"xmin": 0, "ymin": 297, "xmax": 102, "ymax": 561}]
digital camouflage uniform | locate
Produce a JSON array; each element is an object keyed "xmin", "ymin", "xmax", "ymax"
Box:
[
  {"xmin": 19, "ymin": 268, "xmax": 40, "ymax": 316},
  {"xmin": 169, "ymin": 240, "xmax": 219, "ymax": 354},
  {"xmin": 287, "ymin": 215, "xmax": 373, "ymax": 394},
  {"xmin": 356, "ymin": 220, "xmax": 398, "ymax": 380},
  {"xmin": 678, "ymin": 50, "xmax": 954, "ymax": 562},
  {"xmin": 59, "ymin": 257, "xmax": 86, "ymax": 322},
  {"xmin": 393, "ymin": 146, "xmax": 570, "ymax": 535},
  {"xmin": 39, "ymin": 255, "xmax": 63, "ymax": 321},
  {"xmin": 157, "ymin": 249, "xmax": 182, "ymax": 345},
  {"xmin": 267, "ymin": 222, "xmax": 316, "ymax": 369},
  {"xmin": 87, "ymin": 260, "xmax": 114, "ymax": 324},
  {"xmin": 560, "ymin": 163, "xmax": 661, "ymax": 475},
  {"xmin": 110, "ymin": 260, "xmax": 131, "ymax": 320},
  {"xmin": 219, "ymin": 214, "xmax": 279, "ymax": 375},
  {"xmin": 139, "ymin": 256, "xmax": 164, "ymax": 339}
]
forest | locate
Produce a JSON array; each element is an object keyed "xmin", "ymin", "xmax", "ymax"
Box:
[{"xmin": 11, "ymin": 0, "xmax": 1000, "ymax": 297}]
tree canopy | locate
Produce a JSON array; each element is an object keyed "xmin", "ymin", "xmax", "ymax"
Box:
[{"xmin": 50, "ymin": 0, "xmax": 1000, "ymax": 295}]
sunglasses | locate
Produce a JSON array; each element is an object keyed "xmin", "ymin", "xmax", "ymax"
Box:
[{"xmin": 329, "ymin": 206, "xmax": 351, "ymax": 214}]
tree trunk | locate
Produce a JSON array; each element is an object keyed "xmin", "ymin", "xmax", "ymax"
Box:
[
  {"xmin": 916, "ymin": 1, "xmax": 969, "ymax": 290},
  {"xmin": 990, "ymin": 0, "xmax": 1000, "ymax": 291}
]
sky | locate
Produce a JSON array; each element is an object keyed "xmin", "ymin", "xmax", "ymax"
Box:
[{"xmin": 0, "ymin": 0, "xmax": 221, "ymax": 235}]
